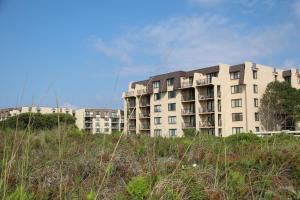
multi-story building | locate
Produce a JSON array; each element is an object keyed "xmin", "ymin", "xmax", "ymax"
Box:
[
  {"xmin": 123, "ymin": 62, "xmax": 300, "ymax": 137},
  {"xmin": 0, "ymin": 106, "xmax": 124, "ymax": 134},
  {"xmin": 0, "ymin": 106, "xmax": 76, "ymax": 121},
  {"xmin": 75, "ymin": 109, "xmax": 124, "ymax": 134}
]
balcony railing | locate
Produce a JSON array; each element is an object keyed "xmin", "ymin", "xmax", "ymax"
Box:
[
  {"xmin": 139, "ymin": 101, "xmax": 150, "ymax": 107},
  {"xmin": 181, "ymin": 109, "xmax": 195, "ymax": 115},
  {"xmin": 198, "ymin": 108, "xmax": 214, "ymax": 114},
  {"xmin": 129, "ymin": 125, "xmax": 136, "ymax": 130},
  {"xmin": 139, "ymin": 113, "xmax": 150, "ymax": 119},
  {"xmin": 125, "ymin": 91, "xmax": 135, "ymax": 97},
  {"xmin": 181, "ymin": 96, "xmax": 195, "ymax": 102},
  {"xmin": 112, "ymin": 125, "xmax": 120, "ymax": 129},
  {"xmin": 182, "ymin": 122, "xmax": 196, "ymax": 129},
  {"xmin": 128, "ymin": 114, "xmax": 136, "ymax": 119},
  {"xmin": 137, "ymin": 89, "xmax": 149, "ymax": 96},
  {"xmin": 199, "ymin": 121, "xmax": 215, "ymax": 127},
  {"xmin": 139, "ymin": 124, "xmax": 150, "ymax": 130},
  {"xmin": 180, "ymin": 81, "xmax": 193, "ymax": 88},
  {"xmin": 196, "ymin": 78, "xmax": 212, "ymax": 86},
  {"xmin": 127, "ymin": 103, "xmax": 136, "ymax": 108},
  {"xmin": 198, "ymin": 94, "xmax": 214, "ymax": 100}
]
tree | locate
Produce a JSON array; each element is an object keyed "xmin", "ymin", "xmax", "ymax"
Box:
[{"xmin": 259, "ymin": 81, "xmax": 300, "ymax": 131}]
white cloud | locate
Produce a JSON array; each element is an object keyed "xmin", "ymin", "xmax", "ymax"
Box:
[{"xmin": 91, "ymin": 14, "xmax": 298, "ymax": 73}]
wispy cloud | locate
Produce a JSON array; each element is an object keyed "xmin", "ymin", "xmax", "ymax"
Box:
[{"xmin": 90, "ymin": 14, "xmax": 299, "ymax": 73}]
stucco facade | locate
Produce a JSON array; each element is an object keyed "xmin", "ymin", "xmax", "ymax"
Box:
[
  {"xmin": 75, "ymin": 109, "xmax": 124, "ymax": 134},
  {"xmin": 123, "ymin": 62, "xmax": 300, "ymax": 137},
  {"xmin": 0, "ymin": 106, "xmax": 124, "ymax": 134}
]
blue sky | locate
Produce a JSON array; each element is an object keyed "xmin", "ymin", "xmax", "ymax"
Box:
[{"xmin": 0, "ymin": 0, "xmax": 300, "ymax": 109}]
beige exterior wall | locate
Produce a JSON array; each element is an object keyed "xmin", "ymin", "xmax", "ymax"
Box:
[
  {"xmin": 0, "ymin": 106, "xmax": 76, "ymax": 121},
  {"xmin": 75, "ymin": 109, "xmax": 124, "ymax": 134},
  {"xmin": 123, "ymin": 62, "xmax": 300, "ymax": 137}
]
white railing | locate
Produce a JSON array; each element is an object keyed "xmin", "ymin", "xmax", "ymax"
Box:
[{"xmin": 256, "ymin": 130, "xmax": 300, "ymax": 137}]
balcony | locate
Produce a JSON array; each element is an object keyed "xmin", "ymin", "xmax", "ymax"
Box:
[
  {"xmin": 139, "ymin": 113, "xmax": 150, "ymax": 119},
  {"xmin": 196, "ymin": 78, "xmax": 212, "ymax": 86},
  {"xmin": 180, "ymin": 81, "xmax": 193, "ymax": 89},
  {"xmin": 139, "ymin": 124, "xmax": 150, "ymax": 130},
  {"xmin": 198, "ymin": 94, "xmax": 214, "ymax": 100},
  {"xmin": 199, "ymin": 121, "xmax": 215, "ymax": 128},
  {"xmin": 198, "ymin": 108, "xmax": 214, "ymax": 114},
  {"xmin": 139, "ymin": 101, "xmax": 150, "ymax": 107},
  {"xmin": 129, "ymin": 125, "xmax": 136, "ymax": 130},
  {"xmin": 128, "ymin": 114, "xmax": 136, "ymax": 119},
  {"xmin": 182, "ymin": 122, "xmax": 196, "ymax": 129},
  {"xmin": 127, "ymin": 103, "xmax": 136, "ymax": 108},
  {"xmin": 111, "ymin": 119, "xmax": 119, "ymax": 123},
  {"xmin": 125, "ymin": 91, "xmax": 135, "ymax": 97},
  {"xmin": 112, "ymin": 125, "xmax": 120, "ymax": 129},
  {"xmin": 181, "ymin": 95, "xmax": 195, "ymax": 102},
  {"xmin": 181, "ymin": 109, "xmax": 195, "ymax": 115},
  {"xmin": 137, "ymin": 89, "xmax": 149, "ymax": 96}
]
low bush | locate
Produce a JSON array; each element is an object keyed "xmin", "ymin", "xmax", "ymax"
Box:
[
  {"xmin": 0, "ymin": 112, "xmax": 76, "ymax": 130},
  {"xmin": 126, "ymin": 175, "xmax": 152, "ymax": 200},
  {"xmin": 225, "ymin": 132, "xmax": 261, "ymax": 144}
]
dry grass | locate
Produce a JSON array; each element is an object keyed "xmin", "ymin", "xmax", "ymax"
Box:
[{"xmin": 0, "ymin": 129, "xmax": 300, "ymax": 199}]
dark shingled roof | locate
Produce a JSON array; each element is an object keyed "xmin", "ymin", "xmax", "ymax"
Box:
[{"xmin": 128, "ymin": 64, "xmax": 246, "ymax": 94}]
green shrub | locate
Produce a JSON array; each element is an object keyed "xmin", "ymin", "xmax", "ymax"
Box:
[
  {"xmin": 0, "ymin": 112, "xmax": 75, "ymax": 130},
  {"xmin": 228, "ymin": 171, "xmax": 245, "ymax": 190},
  {"xmin": 126, "ymin": 175, "xmax": 152, "ymax": 200},
  {"xmin": 67, "ymin": 126, "xmax": 85, "ymax": 138},
  {"xmin": 86, "ymin": 190, "xmax": 96, "ymax": 200},
  {"xmin": 6, "ymin": 185, "xmax": 33, "ymax": 200},
  {"xmin": 184, "ymin": 128, "xmax": 198, "ymax": 137},
  {"xmin": 225, "ymin": 133, "xmax": 261, "ymax": 144}
]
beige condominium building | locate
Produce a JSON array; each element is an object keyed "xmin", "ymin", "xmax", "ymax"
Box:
[
  {"xmin": 123, "ymin": 62, "xmax": 300, "ymax": 137},
  {"xmin": 0, "ymin": 106, "xmax": 76, "ymax": 121},
  {"xmin": 75, "ymin": 109, "xmax": 124, "ymax": 134}
]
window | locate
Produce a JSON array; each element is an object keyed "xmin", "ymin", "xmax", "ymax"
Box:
[
  {"xmin": 255, "ymin": 127, "xmax": 260, "ymax": 132},
  {"xmin": 254, "ymin": 98, "xmax": 258, "ymax": 107},
  {"xmin": 167, "ymin": 78, "xmax": 175, "ymax": 86},
  {"xmin": 232, "ymin": 113, "xmax": 243, "ymax": 121},
  {"xmin": 154, "ymin": 93, "xmax": 161, "ymax": 101},
  {"xmin": 105, "ymin": 118, "xmax": 109, "ymax": 121},
  {"xmin": 96, "ymin": 128, "xmax": 100, "ymax": 133},
  {"xmin": 105, "ymin": 123, "xmax": 109, "ymax": 126},
  {"xmin": 96, "ymin": 122, "xmax": 100, "ymax": 127},
  {"xmin": 230, "ymin": 71, "xmax": 240, "ymax": 80},
  {"xmin": 168, "ymin": 91, "xmax": 176, "ymax": 99},
  {"xmin": 169, "ymin": 129, "xmax": 177, "ymax": 137},
  {"xmin": 154, "ymin": 117, "xmax": 162, "ymax": 125},
  {"xmin": 168, "ymin": 103, "xmax": 176, "ymax": 111},
  {"xmin": 232, "ymin": 127, "xmax": 243, "ymax": 134},
  {"xmin": 231, "ymin": 85, "xmax": 242, "ymax": 94},
  {"xmin": 298, "ymin": 76, "xmax": 300, "ymax": 84},
  {"xmin": 154, "ymin": 129, "xmax": 162, "ymax": 137},
  {"xmin": 154, "ymin": 105, "xmax": 161, "ymax": 112},
  {"xmin": 153, "ymin": 81, "xmax": 160, "ymax": 89},
  {"xmin": 255, "ymin": 112, "xmax": 259, "ymax": 121},
  {"xmin": 253, "ymin": 84, "xmax": 258, "ymax": 93},
  {"xmin": 231, "ymin": 99, "xmax": 242, "ymax": 108},
  {"xmin": 253, "ymin": 70, "xmax": 257, "ymax": 79},
  {"xmin": 104, "ymin": 128, "xmax": 109, "ymax": 132},
  {"xmin": 168, "ymin": 116, "xmax": 176, "ymax": 124}
]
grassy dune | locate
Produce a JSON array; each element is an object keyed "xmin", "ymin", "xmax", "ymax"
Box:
[{"xmin": 0, "ymin": 129, "xmax": 300, "ymax": 199}]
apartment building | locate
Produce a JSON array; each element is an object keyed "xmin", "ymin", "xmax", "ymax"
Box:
[
  {"xmin": 75, "ymin": 109, "xmax": 124, "ymax": 134},
  {"xmin": 0, "ymin": 106, "xmax": 124, "ymax": 134},
  {"xmin": 123, "ymin": 62, "xmax": 300, "ymax": 137},
  {"xmin": 0, "ymin": 106, "xmax": 76, "ymax": 121}
]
